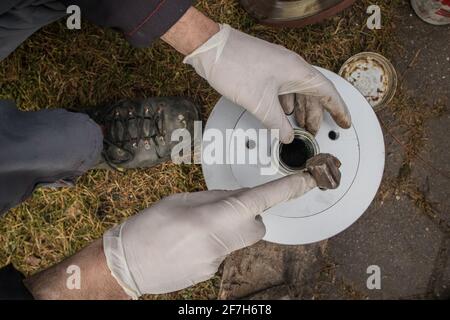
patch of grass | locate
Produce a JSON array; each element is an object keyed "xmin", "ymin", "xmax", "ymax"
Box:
[
  {"xmin": 0, "ymin": 0, "xmax": 401, "ymax": 299},
  {"xmin": 380, "ymin": 91, "xmax": 446, "ymax": 162}
]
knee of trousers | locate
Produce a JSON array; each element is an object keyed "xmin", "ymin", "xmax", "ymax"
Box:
[{"xmin": 0, "ymin": 105, "xmax": 103, "ymax": 215}]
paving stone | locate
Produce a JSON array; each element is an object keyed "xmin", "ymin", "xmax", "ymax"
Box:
[
  {"xmin": 410, "ymin": 112, "xmax": 450, "ymax": 230},
  {"xmin": 319, "ymin": 2, "xmax": 450, "ymax": 300},
  {"xmin": 219, "ymin": 241, "xmax": 326, "ymax": 300},
  {"xmin": 326, "ymin": 196, "xmax": 444, "ymax": 299},
  {"xmin": 218, "ymin": 2, "xmax": 449, "ymax": 300},
  {"xmin": 426, "ymin": 237, "xmax": 450, "ymax": 299},
  {"xmin": 391, "ymin": 5, "xmax": 449, "ymax": 107}
]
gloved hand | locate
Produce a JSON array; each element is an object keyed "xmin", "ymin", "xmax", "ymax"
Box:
[
  {"xmin": 184, "ymin": 24, "xmax": 351, "ymax": 143},
  {"xmin": 103, "ymin": 154, "xmax": 341, "ymax": 298}
]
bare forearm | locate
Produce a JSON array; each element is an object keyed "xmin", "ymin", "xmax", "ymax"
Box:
[
  {"xmin": 161, "ymin": 6, "xmax": 219, "ymax": 56},
  {"xmin": 24, "ymin": 239, "xmax": 129, "ymax": 300}
]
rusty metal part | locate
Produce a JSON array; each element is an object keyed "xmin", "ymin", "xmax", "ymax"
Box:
[
  {"xmin": 240, "ymin": 0, "xmax": 356, "ymax": 27},
  {"xmin": 339, "ymin": 52, "xmax": 398, "ymax": 110},
  {"xmin": 305, "ymin": 153, "xmax": 341, "ymax": 190}
]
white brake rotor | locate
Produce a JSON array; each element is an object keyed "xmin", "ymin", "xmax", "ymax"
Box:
[{"xmin": 201, "ymin": 67, "xmax": 385, "ymax": 245}]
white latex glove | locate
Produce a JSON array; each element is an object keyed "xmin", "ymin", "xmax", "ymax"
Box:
[
  {"xmin": 103, "ymin": 175, "xmax": 314, "ymax": 298},
  {"xmin": 103, "ymin": 154, "xmax": 341, "ymax": 299},
  {"xmin": 184, "ymin": 24, "xmax": 351, "ymax": 142}
]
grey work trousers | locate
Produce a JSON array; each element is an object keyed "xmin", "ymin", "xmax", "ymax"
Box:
[
  {"xmin": 0, "ymin": 1, "xmax": 101, "ymax": 215},
  {"xmin": 0, "ymin": 100, "xmax": 102, "ymax": 216},
  {"xmin": 0, "ymin": 0, "xmax": 66, "ymax": 60}
]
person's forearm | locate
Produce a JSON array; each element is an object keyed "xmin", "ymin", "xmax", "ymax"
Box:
[
  {"xmin": 24, "ymin": 239, "xmax": 129, "ymax": 300},
  {"xmin": 161, "ymin": 7, "xmax": 219, "ymax": 56}
]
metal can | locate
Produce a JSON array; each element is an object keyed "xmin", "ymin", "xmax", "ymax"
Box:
[
  {"xmin": 411, "ymin": 0, "xmax": 450, "ymax": 25},
  {"xmin": 338, "ymin": 52, "xmax": 398, "ymax": 111}
]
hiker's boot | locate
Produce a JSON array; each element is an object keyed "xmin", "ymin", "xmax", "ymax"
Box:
[{"xmin": 86, "ymin": 98, "xmax": 201, "ymax": 170}]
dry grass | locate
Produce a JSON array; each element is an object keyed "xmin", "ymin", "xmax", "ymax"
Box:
[{"xmin": 0, "ymin": 0, "xmax": 405, "ymax": 299}]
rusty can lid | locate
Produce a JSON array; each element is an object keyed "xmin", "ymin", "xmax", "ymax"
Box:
[{"xmin": 338, "ymin": 52, "xmax": 397, "ymax": 110}]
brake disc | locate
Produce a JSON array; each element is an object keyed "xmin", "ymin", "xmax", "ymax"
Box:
[
  {"xmin": 202, "ymin": 67, "xmax": 385, "ymax": 245},
  {"xmin": 240, "ymin": 0, "xmax": 356, "ymax": 27}
]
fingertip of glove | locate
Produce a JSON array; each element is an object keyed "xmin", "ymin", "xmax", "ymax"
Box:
[
  {"xmin": 332, "ymin": 107, "xmax": 352, "ymax": 129},
  {"xmin": 281, "ymin": 130, "xmax": 294, "ymax": 144},
  {"xmin": 341, "ymin": 112, "xmax": 352, "ymax": 129}
]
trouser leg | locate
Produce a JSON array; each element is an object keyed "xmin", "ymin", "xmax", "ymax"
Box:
[
  {"xmin": 0, "ymin": 100, "xmax": 103, "ymax": 216},
  {"xmin": 0, "ymin": 264, "xmax": 33, "ymax": 300},
  {"xmin": 0, "ymin": 0, "xmax": 66, "ymax": 61}
]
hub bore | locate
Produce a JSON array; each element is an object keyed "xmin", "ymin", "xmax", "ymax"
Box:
[{"xmin": 277, "ymin": 129, "xmax": 319, "ymax": 174}]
